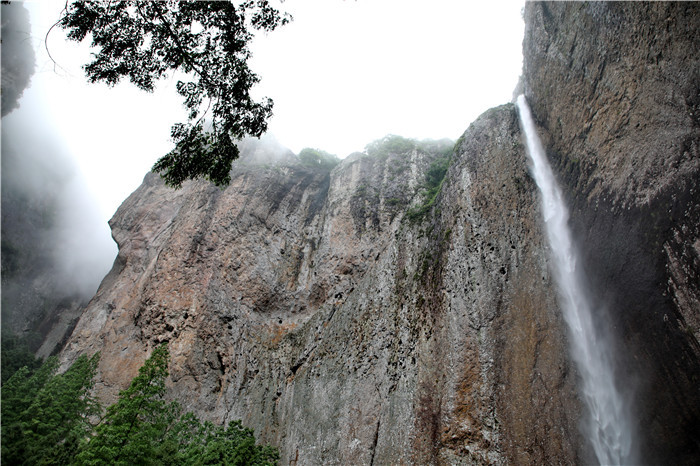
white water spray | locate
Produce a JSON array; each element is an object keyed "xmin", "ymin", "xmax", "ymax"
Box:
[{"xmin": 516, "ymin": 95, "xmax": 632, "ymax": 464}]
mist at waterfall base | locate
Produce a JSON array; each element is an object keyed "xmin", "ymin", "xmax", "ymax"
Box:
[{"xmin": 516, "ymin": 96, "xmax": 635, "ymax": 464}]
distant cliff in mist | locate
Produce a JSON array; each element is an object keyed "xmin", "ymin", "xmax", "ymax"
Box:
[
  {"xmin": 1, "ymin": 1, "xmax": 35, "ymax": 117},
  {"xmin": 54, "ymin": 2, "xmax": 698, "ymax": 464},
  {"xmin": 1, "ymin": 3, "xmax": 118, "ymax": 362}
]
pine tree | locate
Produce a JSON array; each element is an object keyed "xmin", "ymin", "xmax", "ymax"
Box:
[
  {"xmin": 170, "ymin": 414, "xmax": 279, "ymax": 465},
  {"xmin": 74, "ymin": 344, "xmax": 279, "ymax": 465},
  {"xmin": 2, "ymin": 356, "xmax": 59, "ymax": 463},
  {"xmin": 1, "ymin": 353, "xmax": 100, "ymax": 464},
  {"xmin": 1, "ymin": 344, "xmax": 279, "ymax": 465},
  {"xmin": 74, "ymin": 344, "xmax": 180, "ymax": 465}
]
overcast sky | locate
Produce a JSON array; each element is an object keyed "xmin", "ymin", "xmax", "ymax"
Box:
[{"xmin": 20, "ymin": 0, "xmax": 525, "ymax": 221}]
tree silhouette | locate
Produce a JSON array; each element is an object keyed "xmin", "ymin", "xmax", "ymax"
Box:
[{"xmin": 59, "ymin": 1, "xmax": 290, "ymax": 188}]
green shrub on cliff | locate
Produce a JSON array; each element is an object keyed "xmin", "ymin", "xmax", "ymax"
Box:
[
  {"xmin": 406, "ymin": 154, "xmax": 452, "ymax": 222},
  {"xmin": 365, "ymin": 134, "xmax": 416, "ymax": 159},
  {"xmin": 298, "ymin": 148, "xmax": 340, "ymax": 171}
]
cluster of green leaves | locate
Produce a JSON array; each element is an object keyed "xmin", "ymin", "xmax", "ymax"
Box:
[
  {"xmin": 298, "ymin": 148, "xmax": 340, "ymax": 171},
  {"xmin": 405, "ymin": 153, "xmax": 452, "ymax": 222},
  {"xmin": 169, "ymin": 415, "xmax": 279, "ymax": 466},
  {"xmin": 74, "ymin": 345, "xmax": 176, "ymax": 465},
  {"xmin": 2, "ymin": 345, "xmax": 278, "ymax": 465},
  {"xmin": 59, "ymin": 0, "xmax": 290, "ymax": 188}
]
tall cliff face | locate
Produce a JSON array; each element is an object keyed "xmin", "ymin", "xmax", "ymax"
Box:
[
  {"xmin": 62, "ymin": 116, "xmax": 583, "ymax": 464},
  {"xmin": 58, "ymin": 2, "xmax": 700, "ymax": 464},
  {"xmin": 523, "ymin": 2, "xmax": 700, "ymax": 463}
]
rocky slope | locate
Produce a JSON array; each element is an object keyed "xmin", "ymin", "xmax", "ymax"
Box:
[{"xmin": 58, "ymin": 2, "xmax": 699, "ymax": 464}]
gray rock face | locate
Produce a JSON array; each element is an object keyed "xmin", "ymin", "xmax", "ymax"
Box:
[
  {"xmin": 62, "ymin": 114, "xmax": 583, "ymax": 464},
  {"xmin": 523, "ymin": 2, "xmax": 700, "ymax": 463}
]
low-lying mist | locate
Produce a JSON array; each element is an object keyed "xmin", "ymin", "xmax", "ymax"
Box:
[{"xmin": 2, "ymin": 88, "xmax": 117, "ymax": 347}]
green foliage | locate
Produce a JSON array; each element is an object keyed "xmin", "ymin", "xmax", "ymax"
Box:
[
  {"xmin": 2, "ymin": 357, "xmax": 60, "ymax": 433},
  {"xmin": 171, "ymin": 415, "xmax": 278, "ymax": 466},
  {"xmin": 298, "ymin": 148, "xmax": 340, "ymax": 171},
  {"xmin": 1, "ymin": 329, "xmax": 43, "ymax": 384},
  {"xmin": 1, "ymin": 353, "xmax": 100, "ymax": 465},
  {"xmin": 74, "ymin": 344, "xmax": 180, "ymax": 465},
  {"xmin": 1, "ymin": 344, "xmax": 277, "ymax": 465},
  {"xmin": 74, "ymin": 344, "xmax": 278, "ymax": 466},
  {"xmin": 365, "ymin": 135, "xmax": 416, "ymax": 159},
  {"xmin": 406, "ymin": 153, "xmax": 452, "ymax": 222},
  {"xmin": 59, "ymin": 1, "xmax": 290, "ymax": 188}
]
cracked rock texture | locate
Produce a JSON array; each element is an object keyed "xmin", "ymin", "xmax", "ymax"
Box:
[
  {"xmin": 61, "ymin": 118, "xmax": 583, "ymax": 464},
  {"xmin": 59, "ymin": 2, "xmax": 700, "ymax": 464}
]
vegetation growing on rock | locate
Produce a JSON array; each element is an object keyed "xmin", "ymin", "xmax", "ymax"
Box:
[
  {"xmin": 298, "ymin": 148, "xmax": 340, "ymax": 171},
  {"xmin": 405, "ymin": 150, "xmax": 452, "ymax": 222}
]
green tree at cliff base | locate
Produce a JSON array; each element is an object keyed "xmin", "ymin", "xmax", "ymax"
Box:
[{"xmin": 1, "ymin": 345, "xmax": 278, "ymax": 465}]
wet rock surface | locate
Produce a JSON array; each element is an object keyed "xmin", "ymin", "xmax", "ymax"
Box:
[
  {"xmin": 62, "ymin": 113, "xmax": 584, "ymax": 464},
  {"xmin": 523, "ymin": 2, "xmax": 700, "ymax": 463}
]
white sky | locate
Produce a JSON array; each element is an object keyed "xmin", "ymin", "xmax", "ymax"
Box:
[{"xmin": 19, "ymin": 0, "xmax": 525, "ymax": 223}]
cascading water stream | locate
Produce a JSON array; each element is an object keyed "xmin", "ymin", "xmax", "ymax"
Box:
[{"xmin": 516, "ymin": 95, "xmax": 633, "ymax": 465}]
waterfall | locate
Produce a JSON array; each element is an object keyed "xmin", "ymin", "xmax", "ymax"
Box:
[{"xmin": 516, "ymin": 95, "xmax": 633, "ymax": 465}]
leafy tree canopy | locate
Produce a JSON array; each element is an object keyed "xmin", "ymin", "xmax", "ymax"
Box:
[{"xmin": 58, "ymin": 0, "xmax": 290, "ymax": 188}]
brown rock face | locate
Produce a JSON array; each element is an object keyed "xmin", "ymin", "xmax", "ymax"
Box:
[
  {"xmin": 523, "ymin": 2, "xmax": 700, "ymax": 463},
  {"xmin": 62, "ymin": 112, "xmax": 584, "ymax": 464}
]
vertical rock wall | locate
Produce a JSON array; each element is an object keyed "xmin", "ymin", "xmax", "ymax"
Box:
[
  {"xmin": 523, "ymin": 2, "xmax": 700, "ymax": 463},
  {"xmin": 61, "ymin": 110, "xmax": 586, "ymax": 464}
]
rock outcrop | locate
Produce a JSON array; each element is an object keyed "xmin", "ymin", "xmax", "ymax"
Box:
[{"xmin": 58, "ymin": 2, "xmax": 700, "ymax": 464}]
